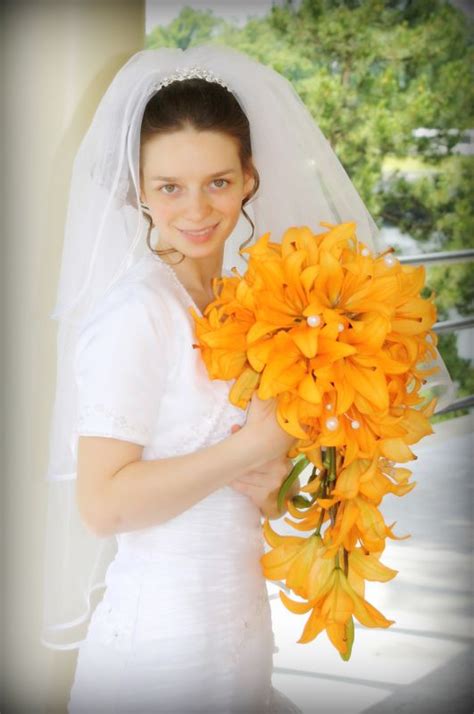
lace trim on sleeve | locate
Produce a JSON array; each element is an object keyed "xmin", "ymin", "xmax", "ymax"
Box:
[{"xmin": 77, "ymin": 404, "xmax": 153, "ymax": 444}]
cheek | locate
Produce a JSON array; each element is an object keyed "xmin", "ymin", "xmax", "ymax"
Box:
[
  {"xmin": 215, "ymin": 191, "xmax": 243, "ymax": 219},
  {"xmin": 149, "ymin": 199, "xmax": 176, "ymax": 225}
]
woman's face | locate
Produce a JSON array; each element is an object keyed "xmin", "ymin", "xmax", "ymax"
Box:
[{"xmin": 140, "ymin": 127, "xmax": 255, "ymax": 258}]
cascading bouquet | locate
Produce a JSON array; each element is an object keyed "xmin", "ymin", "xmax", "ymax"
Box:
[{"xmin": 189, "ymin": 221, "xmax": 440, "ymax": 660}]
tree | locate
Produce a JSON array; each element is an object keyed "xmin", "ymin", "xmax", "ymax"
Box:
[
  {"xmin": 145, "ymin": 7, "xmax": 225, "ymax": 50},
  {"xmin": 146, "ymin": 0, "xmax": 474, "ymax": 416},
  {"xmin": 148, "ymin": 1, "xmax": 472, "ymax": 214}
]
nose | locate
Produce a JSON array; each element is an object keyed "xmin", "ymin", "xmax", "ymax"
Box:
[{"xmin": 184, "ymin": 189, "xmax": 213, "ymax": 223}]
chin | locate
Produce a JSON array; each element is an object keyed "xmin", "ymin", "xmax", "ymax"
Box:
[{"xmin": 185, "ymin": 242, "xmax": 225, "ymax": 259}]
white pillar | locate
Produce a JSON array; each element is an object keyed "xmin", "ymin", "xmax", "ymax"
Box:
[{"xmin": 2, "ymin": 1, "xmax": 145, "ymax": 710}]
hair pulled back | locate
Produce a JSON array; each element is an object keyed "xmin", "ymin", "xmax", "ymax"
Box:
[{"xmin": 140, "ymin": 78, "xmax": 260, "ymax": 264}]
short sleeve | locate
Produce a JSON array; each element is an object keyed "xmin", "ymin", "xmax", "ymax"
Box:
[{"xmin": 74, "ymin": 286, "xmax": 168, "ymax": 445}]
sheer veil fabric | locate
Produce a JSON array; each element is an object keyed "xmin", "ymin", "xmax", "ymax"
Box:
[{"xmin": 41, "ymin": 45, "xmax": 456, "ymax": 652}]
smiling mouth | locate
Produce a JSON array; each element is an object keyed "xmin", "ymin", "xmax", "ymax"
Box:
[{"xmin": 178, "ymin": 223, "xmax": 218, "ymax": 234}]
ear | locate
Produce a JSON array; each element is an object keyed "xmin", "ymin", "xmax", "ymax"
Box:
[
  {"xmin": 243, "ymin": 169, "xmax": 256, "ymax": 200},
  {"xmin": 139, "ymin": 170, "xmax": 146, "ymax": 204}
]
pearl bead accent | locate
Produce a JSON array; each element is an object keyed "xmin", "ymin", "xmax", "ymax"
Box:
[
  {"xmin": 361, "ymin": 248, "xmax": 370, "ymax": 256},
  {"xmin": 383, "ymin": 253, "xmax": 398, "ymax": 267},
  {"xmin": 325, "ymin": 404, "xmax": 333, "ymax": 410},
  {"xmin": 337, "ymin": 323, "xmax": 344, "ymax": 332},
  {"xmin": 350, "ymin": 419, "xmax": 360, "ymax": 429},
  {"xmin": 306, "ymin": 314, "xmax": 321, "ymax": 327},
  {"xmin": 325, "ymin": 416, "xmax": 339, "ymax": 431}
]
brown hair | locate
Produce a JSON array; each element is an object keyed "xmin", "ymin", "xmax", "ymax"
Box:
[{"xmin": 139, "ymin": 78, "xmax": 260, "ymax": 264}]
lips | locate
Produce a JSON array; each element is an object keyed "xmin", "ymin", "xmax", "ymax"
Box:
[
  {"xmin": 178, "ymin": 222, "xmax": 219, "ymax": 244},
  {"xmin": 178, "ymin": 223, "xmax": 218, "ymax": 234}
]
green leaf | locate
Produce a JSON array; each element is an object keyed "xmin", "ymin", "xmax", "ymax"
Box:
[
  {"xmin": 291, "ymin": 494, "xmax": 313, "ymax": 509},
  {"xmin": 277, "ymin": 456, "xmax": 309, "ymax": 512}
]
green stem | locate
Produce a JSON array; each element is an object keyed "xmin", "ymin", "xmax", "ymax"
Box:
[
  {"xmin": 327, "ymin": 447, "xmax": 338, "ymax": 528},
  {"xmin": 325, "ymin": 447, "xmax": 339, "ymax": 556},
  {"xmin": 323, "ymin": 447, "xmax": 331, "ymax": 470},
  {"xmin": 314, "ymin": 508, "xmax": 326, "ymax": 536},
  {"xmin": 327, "ymin": 446, "xmax": 337, "ymax": 482}
]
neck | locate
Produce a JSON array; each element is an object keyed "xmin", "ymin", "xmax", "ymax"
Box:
[{"xmin": 157, "ymin": 242, "xmax": 224, "ymax": 294}]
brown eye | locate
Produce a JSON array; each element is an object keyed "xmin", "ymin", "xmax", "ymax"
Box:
[
  {"xmin": 160, "ymin": 184, "xmax": 178, "ymax": 194},
  {"xmin": 212, "ymin": 179, "xmax": 229, "ymax": 188}
]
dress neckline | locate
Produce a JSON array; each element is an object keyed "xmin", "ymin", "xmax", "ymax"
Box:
[
  {"xmin": 143, "ymin": 252, "xmax": 202, "ymax": 318},
  {"xmin": 145, "ymin": 253, "xmax": 231, "ymax": 317},
  {"xmin": 145, "ymin": 251, "xmax": 235, "ymax": 319}
]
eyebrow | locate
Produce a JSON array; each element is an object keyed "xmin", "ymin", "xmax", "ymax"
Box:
[{"xmin": 150, "ymin": 169, "xmax": 237, "ymax": 181}]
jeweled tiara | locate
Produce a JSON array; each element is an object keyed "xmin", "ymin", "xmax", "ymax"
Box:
[{"xmin": 154, "ymin": 65, "xmax": 230, "ymax": 92}]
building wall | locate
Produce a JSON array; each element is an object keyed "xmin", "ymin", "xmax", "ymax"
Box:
[{"xmin": 2, "ymin": 2, "xmax": 145, "ymax": 710}]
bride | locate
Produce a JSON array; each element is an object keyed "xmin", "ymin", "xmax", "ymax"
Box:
[
  {"xmin": 70, "ymin": 75, "xmax": 300, "ymax": 712},
  {"xmin": 41, "ymin": 45, "xmax": 454, "ymax": 713}
]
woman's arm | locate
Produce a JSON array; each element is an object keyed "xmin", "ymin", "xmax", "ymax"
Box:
[
  {"xmin": 77, "ymin": 391, "xmax": 297, "ymax": 538},
  {"xmin": 77, "ymin": 426, "xmax": 282, "ymax": 538}
]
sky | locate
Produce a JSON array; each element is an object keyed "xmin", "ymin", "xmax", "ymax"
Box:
[{"xmin": 146, "ymin": 0, "xmax": 473, "ymax": 32}]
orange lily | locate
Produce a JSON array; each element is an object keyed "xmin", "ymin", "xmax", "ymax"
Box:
[{"xmin": 190, "ymin": 221, "xmax": 440, "ymax": 659}]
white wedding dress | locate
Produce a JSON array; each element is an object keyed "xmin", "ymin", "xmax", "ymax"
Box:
[{"xmin": 67, "ymin": 252, "xmax": 302, "ymax": 713}]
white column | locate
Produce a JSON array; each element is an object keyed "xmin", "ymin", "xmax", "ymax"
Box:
[{"xmin": 2, "ymin": 1, "xmax": 145, "ymax": 711}]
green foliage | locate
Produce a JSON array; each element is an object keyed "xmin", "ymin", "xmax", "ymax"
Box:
[
  {"xmin": 380, "ymin": 157, "xmax": 474, "ymax": 247},
  {"xmin": 147, "ymin": 1, "xmax": 473, "ymax": 216},
  {"xmin": 430, "ymin": 331, "xmax": 474, "ymax": 422},
  {"xmin": 426, "ymin": 262, "xmax": 474, "ymax": 319},
  {"xmin": 146, "ymin": 0, "xmax": 474, "ymax": 415},
  {"xmin": 437, "ymin": 333, "xmax": 474, "ymax": 396},
  {"xmin": 382, "ymin": 155, "xmax": 474, "ymax": 318},
  {"xmin": 145, "ymin": 7, "xmax": 225, "ymax": 50}
]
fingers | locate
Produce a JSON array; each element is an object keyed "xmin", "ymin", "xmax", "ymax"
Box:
[
  {"xmin": 256, "ymin": 456, "xmax": 293, "ymax": 477},
  {"xmin": 230, "ymin": 480, "xmax": 266, "ymax": 496},
  {"xmin": 233, "ymin": 474, "xmax": 267, "ymax": 488},
  {"xmin": 229, "ymin": 433, "xmax": 293, "ymax": 493}
]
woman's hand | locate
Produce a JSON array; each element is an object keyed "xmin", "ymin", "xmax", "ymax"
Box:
[
  {"xmin": 228, "ymin": 424, "xmax": 295, "ymax": 517},
  {"xmin": 242, "ymin": 392, "xmax": 297, "ymax": 467}
]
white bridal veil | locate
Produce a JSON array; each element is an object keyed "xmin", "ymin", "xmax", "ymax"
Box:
[{"xmin": 41, "ymin": 45, "xmax": 456, "ymax": 650}]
